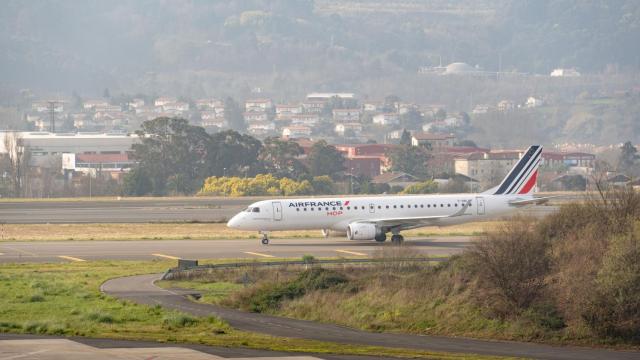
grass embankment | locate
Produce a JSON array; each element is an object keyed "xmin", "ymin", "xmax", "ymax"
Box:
[
  {"xmin": 0, "ymin": 221, "xmax": 496, "ymax": 241},
  {"xmin": 164, "ymin": 190, "xmax": 640, "ymax": 350},
  {"xmin": 0, "ymin": 259, "xmax": 509, "ymax": 360}
]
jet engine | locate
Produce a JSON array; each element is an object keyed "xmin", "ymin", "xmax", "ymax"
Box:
[{"xmin": 347, "ymin": 223, "xmax": 379, "ymax": 240}]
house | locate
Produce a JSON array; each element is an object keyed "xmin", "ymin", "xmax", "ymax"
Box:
[
  {"xmin": 248, "ymin": 121, "xmax": 276, "ymax": 136},
  {"xmin": 290, "ymin": 114, "xmax": 320, "ymax": 126},
  {"xmin": 195, "ymin": 99, "xmax": 223, "ymax": 110},
  {"xmin": 282, "ymin": 125, "xmax": 312, "ymax": 139},
  {"xmin": 306, "ymin": 92, "xmax": 355, "ymax": 101},
  {"xmin": 363, "ymin": 102, "xmax": 382, "ymax": 112},
  {"xmin": 301, "ymin": 100, "xmax": 326, "ymax": 114},
  {"xmin": 454, "ymin": 151, "xmax": 523, "ymax": 185},
  {"xmin": 275, "ymin": 104, "xmax": 303, "ymax": 116},
  {"xmin": 243, "ymin": 112, "xmax": 268, "ymax": 122},
  {"xmin": 550, "ymin": 68, "xmax": 581, "ymax": 77},
  {"xmin": 154, "ymin": 97, "xmax": 177, "ymax": 107},
  {"xmin": 162, "ymin": 101, "xmax": 190, "ymax": 112},
  {"xmin": 201, "ymin": 117, "xmax": 227, "ymax": 129},
  {"xmin": 32, "ymin": 101, "xmax": 64, "ymax": 113},
  {"xmin": 83, "ymin": 99, "xmax": 109, "ymax": 110},
  {"xmin": 525, "ymin": 97, "xmax": 544, "ymax": 108},
  {"xmin": 334, "ymin": 122, "xmax": 363, "ymax": 136},
  {"xmin": 344, "ymin": 157, "xmax": 382, "ymax": 178},
  {"xmin": 497, "ymin": 100, "xmax": 515, "ymax": 111},
  {"xmin": 372, "ymin": 172, "xmax": 420, "ymax": 189},
  {"xmin": 332, "ymin": 108, "xmax": 361, "ymax": 122},
  {"xmin": 372, "ymin": 113, "xmax": 400, "ymax": 126},
  {"xmin": 336, "ymin": 144, "xmax": 395, "ymax": 176},
  {"xmin": 433, "ymin": 173, "xmax": 480, "ymax": 192},
  {"xmin": 411, "ymin": 132, "xmax": 455, "ymax": 150},
  {"xmin": 245, "ymin": 99, "xmax": 273, "ymax": 112},
  {"xmin": 472, "ymin": 104, "xmax": 491, "ymax": 114},
  {"xmin": 128, "ymin": 99, "xmax": 145, "ymax": 109}
]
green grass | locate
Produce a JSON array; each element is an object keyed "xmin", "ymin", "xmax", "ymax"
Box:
[{"xmin": 0, "ymin": 259, "xmax": 509, "ymax": 360}]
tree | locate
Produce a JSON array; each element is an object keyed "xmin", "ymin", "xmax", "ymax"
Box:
[
  {"xmin": 386, "ymin": 145, "xmax": 431, "ymax": 178},
  {"xmin": 402, "ymin": 180, "xmax": 438, "ymax": 194},
  {"xmin": 224, "ymin": 97, "xmax": 246, "ymax": 132},
  {"xmin": 307, "ymin": 140, "xmax": 345, "ymax": 178},
  {"xmin": 400, "ymin": 109, "xmax": 424, "ymax": 130},
  {"xmin": 3, "ymin": 132, "xmax": 31, "ymax": 197},
  {"xmin": 132, "ymin": 117, "xmax": 211, "ymax": 195},
  {"xmin": 260, "ymin": 137, "xmax": 307, "ymax": 178},
  {"xmin": 121, "ymin": 167, "xmax": 152, "ymax": 196},
  {"xmin": 618, "ymin": 141, "xmax": 638, "ymax": 175},
  {"xmin": 207, "ymin": 130, "xmax": 263, "ymax": 177},
  {"xmin": 399, "ymin": 129, "xmax": 412, "ymax": 145},
  {"xmin": 435, "ymin": 108, "xmax": 447, "ymax": 121}
]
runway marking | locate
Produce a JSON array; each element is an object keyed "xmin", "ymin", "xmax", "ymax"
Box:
[
  {"xmin": 152, "ymin": 253, "xmax": 181, "ymax": 260},
  {"xmin": 58, "ymin": 255, "xmax": 86, "ymax": 262},
  {"xmin": 244, "ymin": 251, "xmax": 275, "ymax": 258},
  {"xmin": 3, "ymin": 246, "xmax": 37, "ymax": 256},
  {"xmin": 335, "ymin": 249, "xmax": 367, "ymax": 256}
]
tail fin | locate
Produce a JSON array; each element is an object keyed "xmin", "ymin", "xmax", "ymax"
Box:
[{"xmin": 484, "ymin": 145, "xmax": 542, "ymax": 195}]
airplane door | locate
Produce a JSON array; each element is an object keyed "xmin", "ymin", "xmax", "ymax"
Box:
[
  {"xmin": 369, "ymin": 203, "xmax": 375, "ymax": 213},
  {"xmin": 272, "ymin": 201, "xmax": 283, "ymax": 221},
  {"xmin": 476, "ymin": 197, "xmax": 485, "ymax": 215}
]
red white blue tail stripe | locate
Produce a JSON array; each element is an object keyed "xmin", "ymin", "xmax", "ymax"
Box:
[{"xmin": 492, "ymin": 145, "xmax": 542, "ymax": 195}]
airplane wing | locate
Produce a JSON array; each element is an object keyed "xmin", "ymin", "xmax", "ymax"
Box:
[
  {"xmin": 355, "ymin": 200, "xmax": 472, "ymax": 228},
  {"xmin": 508, "ymin": 195, "xmax": 561, "ymax": 206}
]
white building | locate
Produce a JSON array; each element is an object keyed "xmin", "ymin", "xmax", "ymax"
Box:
[
  {"xmin": 525, "ymin": 96, "xmax": 544, "ymax": 108},
  {"xmin": 334, "ymin": 122, "xmax": 363, "ymax": 135},
  {"xmin": 550, "ymin": 68, "xmax": 581, "ymax": 77},
  {"xmin": 282, "ymin": 125, "xmax": 312, "ymax": 139},
  {"xmin": 372, "ymin": 113, "xmax": 400, "ymax": 126},
  {"xmin": 332, "ymin": 108, "xmax": 361, "ymax": 122},
  {"xmin": 245, "ymin": 99, "xmax": 273, "ymax": 112},
  {"xmin": 306, "ymin": 92, "xmax": 355, "ymax": 101}
]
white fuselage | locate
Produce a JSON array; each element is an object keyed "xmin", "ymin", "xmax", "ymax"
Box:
[{"xmin": 227, "ymin": 193, "xmax": 525, "ymax": 233}]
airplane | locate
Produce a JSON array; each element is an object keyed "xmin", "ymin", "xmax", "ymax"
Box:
[{"xmin": 227, "ymin": 145, "xmax": 549, "ymax": 245}]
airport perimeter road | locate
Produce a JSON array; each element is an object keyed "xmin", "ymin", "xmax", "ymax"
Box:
[
  {"xmin": 0, "ymin": 236, "xmax": 470, "ymax": 263},
  {"xmin": 102, "ymin": 273, "xmax": 640, "ymax": 360},
  {"xmin": 0, "ymin": 197, "xmax": 558, "ymax": 224},
  {"xmin": 0, "ymin": 197, "xmax": 256, "ymax": 224}
]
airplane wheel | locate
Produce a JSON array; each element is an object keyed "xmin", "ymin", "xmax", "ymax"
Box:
[
  {"xmin": 391, "ymin": 234, "xmax": 404, "ymax": 245},
  {"xmin": 261, "ymin": 237, "xmax": 269, "ymax": 245},
  {"xmin": 375, "ymin": 233, "xmax": 386, "ymax": 242}
]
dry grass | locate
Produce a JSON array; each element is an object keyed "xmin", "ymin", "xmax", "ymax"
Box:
[{"xmin": 0, "ymin": 221, "xmax": 501, "ymax": 242}]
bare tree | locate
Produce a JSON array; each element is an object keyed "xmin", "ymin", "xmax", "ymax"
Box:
[{"xmin": 3, "ymin": 132, "xmax": 31, "ymax": 197}]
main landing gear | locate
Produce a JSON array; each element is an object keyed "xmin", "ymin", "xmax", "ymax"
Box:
[
  {"xmin": 391, "ymin": 234, "xmax": 404, "ymax": 244},
  {"xmin": 260, "ymin": 232, "xmax": 270, "ymax": 245}
]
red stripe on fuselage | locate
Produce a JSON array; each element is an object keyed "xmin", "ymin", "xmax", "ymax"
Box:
[{"xmin": 518, "ymin": 171, "xmax": 538, "ymax": 194}]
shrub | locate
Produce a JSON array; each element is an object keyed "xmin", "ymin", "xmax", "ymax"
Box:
[
  {"xmin": 28, "ymin": 294, "xmax": 45, "ymax": 302},
  {"xmin": 162, "ymin": 313, "xmax": 199, "ymax": 328},
  {"xmin": 469, "ymin": 217, "xmax": 550, "ymax": 314},
  {"xmin": 87, "ymin": 311, "xmax": 116, "ymax": 324},
  {"xmin": 401, "ymin": 180, "xmax": 438, "ymax": 194},
  {"xmin": 581, "ymin": 231, "xmax": 640, "ymax": 339}
]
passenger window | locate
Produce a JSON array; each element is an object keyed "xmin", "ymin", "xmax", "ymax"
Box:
[
  {"xmin": 318, "ymin": 207, "xmax": 322, "ymax": 211},
  {"xmin": 378, "ymin": 205, "xmax": 381, "ymax": 209},
  {"xmin": 440, "ymin": 204, "xmax": 444, "ymax": 207},
  {"xmin": 333, "ymin": 207, "xmax": 336, "ymax": 210},
  {"xmin": 304, "ymin": 208, "xmax": 307, "ymax": 211},
  {"xmin": 400, "ymin": 205, "xmax": 404, "ymax": 208},
  {"xmin": 296, "ymin": 208, "xmax": 300, "ymax": 211},
  {"xmin": 427, "ymin": 204, "xmax": 431, "ymax": 208},
  {"xmin": 455, "ymin": 203, "xmax": 458, "ymax": 207},
  {"xmin": 386, "ymin": 205, "xmax": 389, "ymax": 209},
  {"xmin": 420, "ymin": 204, "xmax": 424, "ymax": 208},
  {"xmin": 361, "ymin": 206, "xmax": 365, "ymax": 210},
  {"xmin": 347, "ymin": 206, "xmax": 351, "ymax": 210},
  {"xmin": 393, "ymin": 205, "xmax": 397, "ymax": 208},
  {"xmin": 340, "ymin": 207, "xmax": 343, "ymax": 210},
  {"xmin": 326, "ymin": 207, "xmax": 329, "ymax": 211}
]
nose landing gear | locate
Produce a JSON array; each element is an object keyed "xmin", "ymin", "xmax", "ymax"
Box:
[{"xmin": 260, "ymin": 232, "xmax": 270, "ymax": 245}]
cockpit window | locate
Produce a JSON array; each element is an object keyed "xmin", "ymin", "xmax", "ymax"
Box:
[{"xmin": 252, "ymin": 207, "xmax": 260, "ymax": 213}]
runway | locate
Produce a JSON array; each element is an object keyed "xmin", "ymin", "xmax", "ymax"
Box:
[
  {"xmin": 0, "ymin": 236, "xmax": 470, "ymax": 263},
  {"xmin": 0, "ymin": 197, "xmax": 559, "ymax": 224}
]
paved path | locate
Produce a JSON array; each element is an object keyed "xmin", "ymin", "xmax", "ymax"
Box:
[
  {"xmin": 0, "ymin": 334, "xmax": 380, "ymax": 360},
  {"xmin": 0, "ymin": 236, "xmax": 471, "ymax": 263},
  {"xmin": 102, "ymin": 273, "xmax": 640, "ymax": 360}
]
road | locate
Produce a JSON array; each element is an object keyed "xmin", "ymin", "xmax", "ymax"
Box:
[
  {"xmin": 102, "ymin": 273, "xmax": 640, "ymax": 360},
  {"xmin": 0, "ymin": 197, "xmax": 558, "ymax": 224},
  {"xmin": 0, "ymin": 236, "xmax": 470, "ymax": 263}
]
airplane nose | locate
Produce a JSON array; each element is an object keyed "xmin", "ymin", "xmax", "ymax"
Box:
[{"xmin": 227, "ymin": 214, "xmax": 241, "ymax": 228}]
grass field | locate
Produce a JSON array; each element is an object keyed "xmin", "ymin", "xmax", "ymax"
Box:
[
  {"xmin": 0, "ymin": 221, "xmax": 499, "ymax": 241},
  {"xmin": 0, "ymin": 259, "xmax": 509, "ymax": 360}
]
